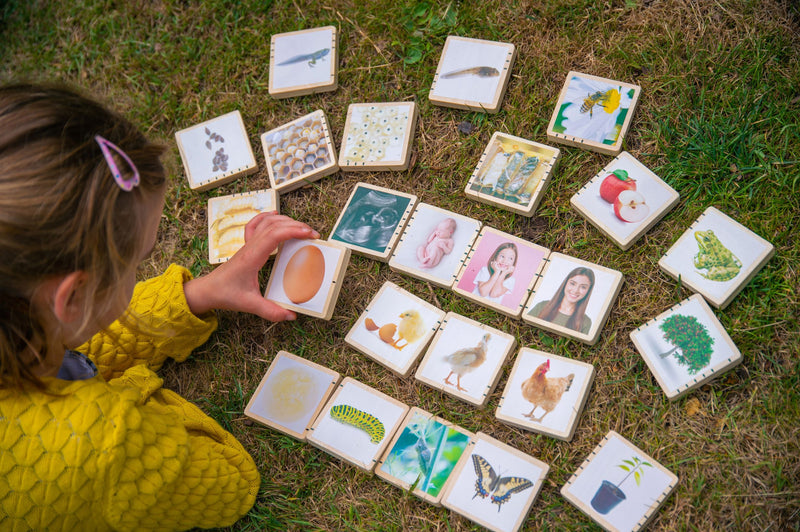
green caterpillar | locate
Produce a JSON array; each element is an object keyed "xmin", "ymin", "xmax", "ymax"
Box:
[{"xmin": 329, "ymin": 404, "xmax": 385, "ymax": 444}]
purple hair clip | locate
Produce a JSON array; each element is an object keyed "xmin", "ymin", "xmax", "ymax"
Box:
[{"xmin": 95, "ymin": 135, "xmax": 140, "ymax": 191}]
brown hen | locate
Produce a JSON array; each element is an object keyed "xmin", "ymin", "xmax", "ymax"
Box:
[{"xmin": 521, "ymin": 359, "xmax": 574, "ymax": 422}]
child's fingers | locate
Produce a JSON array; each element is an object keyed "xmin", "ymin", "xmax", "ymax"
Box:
[
  {"xmin": 244, "ymin": 295, "xmax": 297, "ymax": 322},
  {"xmin": 241, "ymin": 219, "xmax": 320, "ymax": 261}
]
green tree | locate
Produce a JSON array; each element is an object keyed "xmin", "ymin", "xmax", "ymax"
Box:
[{"xmin": 658, "ymin": 314, "xmax": 714, "ymax": 374}]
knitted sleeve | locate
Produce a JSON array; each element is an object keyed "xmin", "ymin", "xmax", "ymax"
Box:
[
  {"xmin": 104, "ymin": 365, "xmax": 260, "ymax": 531},
  {"xmin": 79, "ymin": 264, "xmax": 218, "ymax": 381}
]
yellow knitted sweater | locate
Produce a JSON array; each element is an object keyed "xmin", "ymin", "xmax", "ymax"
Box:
[{"xmin": 0, "ymin": 265, "xmax": 260, "ymax": 531}]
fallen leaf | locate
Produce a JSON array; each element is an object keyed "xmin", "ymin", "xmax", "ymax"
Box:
[{"xmin": 685, "ymin": 397, "xmax": 701, "ymax": 416}]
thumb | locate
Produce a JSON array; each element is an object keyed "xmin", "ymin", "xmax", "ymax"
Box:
[{"xmin": 242, "ymin": 294, "xmax": 297, "ymax": 322}]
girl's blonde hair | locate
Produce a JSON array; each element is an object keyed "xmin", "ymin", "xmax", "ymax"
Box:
[{"xmin": 0, "ymin": 84, "xmax": 166, "ymax": 387}]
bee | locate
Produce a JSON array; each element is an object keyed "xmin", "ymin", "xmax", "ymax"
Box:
[{"xmin": 580, "ymin": 89, "xmax": 614, "ymax": 117}]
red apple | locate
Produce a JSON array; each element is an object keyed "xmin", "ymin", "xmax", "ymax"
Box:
[
  {"xmin": 614, "ymin": 190, "xmax": 650, "ymax": 222},
  {"xmin": 599, "ymin": 169, "xmax": 636, "ymax": 203}
]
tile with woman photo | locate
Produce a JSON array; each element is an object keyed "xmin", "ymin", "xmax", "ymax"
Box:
[{"xmin": 522, "ymin": 253, "xmax": 623, "ymax": 345}]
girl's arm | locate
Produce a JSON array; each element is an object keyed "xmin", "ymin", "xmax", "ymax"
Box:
[
  {"xmin": 184, "ymin": 213, "xmax": 318, "ymax": 319},
  {"xmin": 82, "ymin": 213, "xmax": 318, "ymax": 380}
]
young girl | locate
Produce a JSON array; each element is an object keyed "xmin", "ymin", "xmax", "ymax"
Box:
[
  {"xmin": 529, "ymin": 267, "xmax": 595, "ymax": 334},
  {"xmin": 0, "ymin": 84, "xmax": 320, "ymax": 531},
  {"xmin": 472, "ymin": 242, "xmax": 518, "ymax": 304}
]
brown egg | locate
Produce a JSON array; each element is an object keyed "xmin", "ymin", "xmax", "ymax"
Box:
[
  {"xmin": 378, "ymin": 323, "xmax": 397, "ymax": 344},
  {"xmin": 283, "ymin": 245, "xmax": 325, "ymax": 304}
]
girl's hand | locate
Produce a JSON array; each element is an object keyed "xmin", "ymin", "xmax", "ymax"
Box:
[{"xmin": 184, "ymin": 212, "xmax": 320, "ymax": 321}]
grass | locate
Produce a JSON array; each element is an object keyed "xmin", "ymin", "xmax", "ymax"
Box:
[{"xmin": 3, "ymin": 0, "xmax": 799, "ymax": 530}]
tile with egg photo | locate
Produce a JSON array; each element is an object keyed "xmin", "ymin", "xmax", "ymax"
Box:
[{"xmin": 264, "ymin": 239, "xmax": 351, "ymax": 320}]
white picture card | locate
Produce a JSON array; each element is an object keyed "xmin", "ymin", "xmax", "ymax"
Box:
[
  {"xmin": 264, "ymin": 239, "xmax": 350, "ymax": 320},
  {"xmin": 415, "ymin": 312, "xmax": 516, "ymax": 407},
  {"xmin": 441, "ymin": 432, "xmax": 549, "ymax": 532},
  {"xmin": 269, "ymin": 26, "xmax": 338, "ymax": 98},
  {"xmin": 389, "ymin": 203, "xmax": 482, "ymax": 289},
  {"xmin": 345, "ymin": 282, "xmax": 445, "ymax": 377},
  {"xmin": 571, "ymin": 151, "xmax": 679, "ymax": 250},
  {"xmin": 630, "ymin": 294, "xmax": 742, "ymax": 400},
  {"xmin": 658, "ymin": 206, "xmax": 774, "ymax": 309},
  {"xmin": 244, "ymin": 351, "xmax": 340, "ymax": 440},
  {"xmin": 429, "ymin": 36, "xmax": 516, "ymax": 113},
  {"xmin": 307, "ymin": 377, "xmax": 409, "ymax": 471},
  {"xmin": 523, "ymin": 253, "xmax": 623, "ymax": 345},
  {"xmin": 496, "ymin": 348, "xmax": 595, "ymax": 441},
  {"xmin": 207, "ymin": 189, "xmax": 278, "ymax": 264},
  {"xmin": 175, "ymin": 110, "xmax": 257, "ymax": 191},
  {"xmin": 561, "ymin": 431, "xmax": 678, "ymax": 532}
]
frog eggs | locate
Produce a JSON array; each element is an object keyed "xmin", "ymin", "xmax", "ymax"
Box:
[
  {"xmin": 343, "ymin": 105, "xmax": 410, "ymax": 163},
  {"xmin": 265, "ymin": 114, "xmax": 330, "ymax": 184}
]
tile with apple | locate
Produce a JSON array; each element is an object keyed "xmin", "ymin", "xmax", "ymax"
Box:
[{"xmin": 570, "ymin": 152, "xmax": 679, "ymax": 250}]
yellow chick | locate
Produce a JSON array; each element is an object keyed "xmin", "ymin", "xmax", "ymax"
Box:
[
  {"xmin": 395, "ymin": 310, "xmax": 425, "ymax": 350},
  {"xmin": 364, "ymin": 310, "xmax": 426, "ymax": 351}
]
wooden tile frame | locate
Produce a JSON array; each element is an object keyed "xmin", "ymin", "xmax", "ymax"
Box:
[
  {"xmin": 441, "ymin": 432, "xmax": 549, "ymax": 532},
  {"xmin": 268, "ymin": 25, "xmax": 338, "ymax": 98},
  {"xmin": 522, "ymin": 252, "xmax": 623, "ymax": 345},
  {"xmin": 630, "ymin": 294, "xmax": 742, "ymax": 401},
  {"xmin": 495, "ymin": 348, "xmax": 594, "ymax": 441},
  {"xmin": 375, "ymin": 407, "xmax": 473, "ymax": 506},
  {"xmin": 244, "ymin": 351, "xmax": 340, "ymax": 441},
  {"xmin": 561, "ymin": 431, "xmax": 678, "ymax": 532},
  {"xmin": 261, "ymin": 109, "xmax": 338, "ymax": 194},
  {"xmin": 307, "ymin": 377, "xmax": 409, "ymax": 472},
  {"xmin": 414, "ymin": 312, "xmax": 516, "ymax": 407},
  {"xmin": 452, "ymin": 226, "xmax": 550, "ymax": 319},
  {"xmin": 338, "ymin": 102, "xmax": 418, "ymax": 171},
  {"xmin": 546, "ymin": 71, "xmax": 641, "ymax": 156},
  {"xmin": 388, "ymin": 203, "xmax": 482, "ymax": 289},
  {"xmin": 464, "ymin": 132, "xmax": 561, "ymax": 217},
  {"xmin": 570, "ymin": 151, "xmax": 679, "ymax": 250},
  {"xmin": 345, "ymin": 281, "xmax": 445, "ymax": 377},
  {"xmin": 207, "ymin": 188, "xmax": 279, "ymax": 264},
  {"xmin": 658, "ymin": 206, "xmax": 775, "ymax": 309},
  {"xmin": 328, "ymin": 182, "xmax": 418, "ymax": 261},
  {"xmin": 263, "ymin": 238, "xmax": 350, "ymax": 320},
  {"xmin": 175, "ymin": 110, "xmax": 258, "ymax": 191},
  {"xmin": 429, "ymin": 36, "xmax": 516, "ymax": 114}
]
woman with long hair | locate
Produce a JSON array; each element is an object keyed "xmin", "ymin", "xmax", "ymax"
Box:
[{"xmin": 529, "ymin": 267, "xmax": 595, "ymax": 333}]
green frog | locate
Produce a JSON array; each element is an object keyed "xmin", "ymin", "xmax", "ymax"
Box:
[{"xmin": 693, "ymin": 230, "xmax": 742, "ymax": 281}]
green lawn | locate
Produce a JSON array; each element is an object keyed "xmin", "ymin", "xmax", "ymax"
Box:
[{"xmin": 2, "ymin": 0, "xmax": 798, "ymax": 530}]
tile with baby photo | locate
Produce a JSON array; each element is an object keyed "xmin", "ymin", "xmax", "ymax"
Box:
[
  {"xmin": 345, "ymin": 282, "xmax": 445, "ymax": 377},
  {"xmin": 453, "ymin": 227, "xmax": 550, "ymax": 318},
  {"xmin": 523, "ymin": 253, "xmax": 623, "ymax": 345},
  {"xmin": 415, "ymin": 313, "xmax": 516, "ymax": 407},
  {"xmin": 389, "ymin": 203, "xmax": 482, "ymax": 289}
]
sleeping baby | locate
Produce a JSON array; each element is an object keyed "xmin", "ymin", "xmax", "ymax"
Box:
[{"xmin": 417, "ymin": 217, "xmax": 457, "ymax": 268}]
